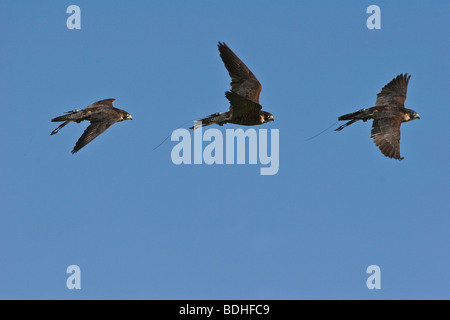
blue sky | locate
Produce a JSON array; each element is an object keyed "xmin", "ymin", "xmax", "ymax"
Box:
[{"xmin": 1, "ymin": 0, "xmax": 449, "ymax": 299}]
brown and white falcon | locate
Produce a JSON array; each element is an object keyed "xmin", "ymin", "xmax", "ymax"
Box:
[
  {"xmin": 335, "ymin": 73, "xmax": 419, "ymax": 160},
  {"xmin": 190, "ymin": 42, "xmax": 274, "ymax": 129},
  {"xmin": 51, "ymin": 98, "xmax": 132, "ymax": 154}
]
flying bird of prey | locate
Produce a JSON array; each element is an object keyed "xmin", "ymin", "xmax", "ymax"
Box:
[
  {"xmin": 190, "ymin": 42, "xmax": 274, "ymax": 129},
  {"xmin": 335, "ymin": 73, "xmax": 419, "ymax": 160},
  {"xmin": 51, "ymin": 98, "xmax": 132, "ymax": 154}
]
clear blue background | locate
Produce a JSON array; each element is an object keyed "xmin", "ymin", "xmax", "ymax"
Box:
[{"xmin": 1, "ymin": 0, "xmax": 449, "ymax": 299}]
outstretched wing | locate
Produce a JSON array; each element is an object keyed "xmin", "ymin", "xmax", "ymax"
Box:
[
  {"xmin": 370, "ymin": 117, "xmax": 403, "ymax": 160},
  {"xmin": 376, "ymin": 74, "xmax": 410, "ymax": 107},
  {"xmin": 86, "ymin": 98, "xmax": 116, "ymax": 109},
  {"xmin": 218, "ymin": 42, "xmax": 262, "ymax": 103},
  {"xmin": 225, "ymin": 91, "xmax": 262, "ymax": 120},
  {"xmin": 72, "ymin": 121, "xmax": 115, "ymax": 153}
]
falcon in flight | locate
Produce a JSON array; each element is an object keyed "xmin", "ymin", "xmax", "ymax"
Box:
[
  {"xmin": 190, "ymin": 42, "xmax": 274, "ymax": 129},
  {"xmin": 51, "ymin": 98, "xmax": 132, "ymax": 154},
  {"xmin": 335, "ymin": 73, "xmax": 419, "ymax": 160}
]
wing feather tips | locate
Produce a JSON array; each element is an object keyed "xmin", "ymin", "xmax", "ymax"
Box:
[
  {"xmin": 376, "ymin": 73, "xmax": 411, "ymax": 107},
  {"xmin": 390, "ymin": 73, "xmax": 411, "ymax": 90},
  {"xmin": 404, "ymin": 73, "xmax": 411, "ymax": 89},
  {"xmin": 371, "ymin": 134, "xmax": 403, "ymax": 160},
  {"xmin": 72, "ymin": 139, "xmax": 85, "ymax": 154},
  {"xmin": 218, "ymin": 41, "xmax": 231, "ymax": 53},
  {"xmin": 217, "ymin": 42, "xmax": 229, "ymax": 57},
  {"xmin": 398, "ymin": 73, "xmax": 411, "ymax": 89}
]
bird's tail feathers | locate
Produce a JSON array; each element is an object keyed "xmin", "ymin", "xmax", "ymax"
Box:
[
  {"xmin": 335, "ymin": 108, "xmax": 371, "ymax": 131},
  {"xmin": 51, "ymin": 109, "xmax": 79, "ymax": 122},
  {"xmin": 189, "ymin": 112, "xmax": 229, "ymax": 129},
  {"xmin": 338, "ymin": 108, "xmax": 374, "ymax": 121},
  {"xmin": 334, "ymin": 119, "xmax": 359, "ymax": 131},
  {"xmin": 51, "ymin": 121, "xmax": 72, "ymax": 135}
]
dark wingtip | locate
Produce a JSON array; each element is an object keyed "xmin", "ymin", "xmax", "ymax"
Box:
[
  {"xmin": 391, "ymin": 154, "xmax": 404, "ymax": 161},
  {"xmin": 224, "ymin": 90, "xmax": 236, "ymax": 103},
  {"xmin": 217, "ymin": 41, "xmax": 229, "ymax": 53},
  {"xmin": 225, "ymin": 90, "xmax": 236, "ymax": 97},
  {"xmin": 397, "ymin": 73, "xmax": 411, "ymax": 84}
]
